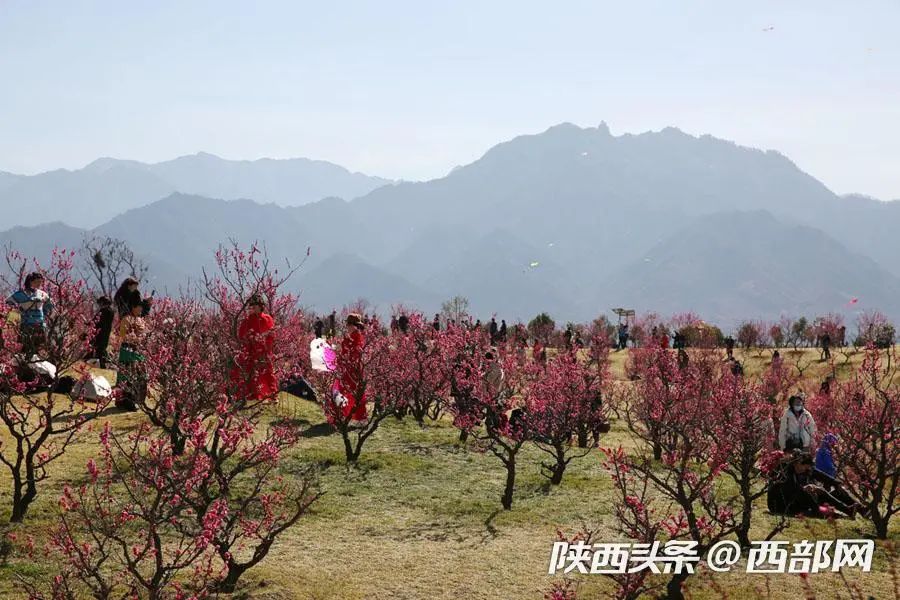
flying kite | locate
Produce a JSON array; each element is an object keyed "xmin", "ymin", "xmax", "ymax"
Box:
[
  {"xmin": 847, "ymin": 297, "xmax": 859, "ymax": 306},
  {"xmin": 762, "ymin": 25, "xmax": 775, "ymax": 32},
  {"xmin": 529, "ymin": 261, "xmax": 540, "ymax": 268}
]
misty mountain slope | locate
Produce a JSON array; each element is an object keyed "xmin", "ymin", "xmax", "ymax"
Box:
[
  {"xmin": 0, "ymin": 171, "xmax": 25, "ymax": 193},
  {"xmin": 420, "ymin": 229, "xmax": 580, "ymax": 320},
  {"xmin": 604, "ymin": 210, "xmax": 900, "ymax": 325},
  {"xmin": 0, "ymin": 164, "xmax": 176, "ymax": 228},
  {"xmin": 95, "ymin": 193, "xmax": 311, "ymax": 275},
  {"xmin": 2, "ymin": 123, "xmax": 900, "ymax": 322},
  {"xmin": 0, "ymin": 154, "xmax": 389, "ymax": 229},
  {"xmin": 147, "ymin": 152, "xmax": 390, "ymax": 207},
  {"xmin": 350, "ymin": 123, "xmax": 900, "ymax": 276},
  {"xmin": 294, "ymin": 253, "xmax": 439, "ymax": 313},
  {"xmin": 0, "ymin": 222, "xmax": 86, "ymax": 258}
]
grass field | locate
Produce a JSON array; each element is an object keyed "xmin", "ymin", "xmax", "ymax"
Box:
[{"xmin": 0, "ymin": 347, "xmax": 897, "ymax": 599}]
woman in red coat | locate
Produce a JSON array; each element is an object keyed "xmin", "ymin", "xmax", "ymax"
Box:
[
  {"xmin": 335, "ymin": 313, "xmax": 367, "ymax": 423},
  {"xmin": 231, "ymin": 294, "xmax": 278, "ymax": 401}
]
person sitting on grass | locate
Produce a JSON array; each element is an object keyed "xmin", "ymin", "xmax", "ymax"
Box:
[
  {"xmin": 814, "ymin": 432, "xmax": 839, "ymax": 479},
  {"xmin": 767, "ymin": 451, "xmax": 865, "ymax": 518}
]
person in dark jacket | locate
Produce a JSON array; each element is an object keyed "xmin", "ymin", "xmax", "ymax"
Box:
[
  {"xmin": 114, "ymin": 277, "xmax": 152, "ymax": 318},
  {"xmin": 90, "ymin": 296, "xmax": 115, "ymax": 368},
  {"xmin": 767, "ymin": 452, "xmax": 862, "ymax": 518},
  {"xmin": 432, "ymin": 314, "xmax": 441, "ymax": 331},
  {"xmin": 489, "ymin": 318, "xmax": 499, "ymax": 344},
  {"xmin": 724, "ymin": 335, "xmax": 736, "ymax": 359}
]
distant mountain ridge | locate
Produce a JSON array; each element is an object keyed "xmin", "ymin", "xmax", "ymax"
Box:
[
  {"xmin": 1, "ymin": 123, "xmax": 898, "ymax": 325},
  {"xmin": 0, "ymin": 153, "xmax": 391, "ymax": 229}
]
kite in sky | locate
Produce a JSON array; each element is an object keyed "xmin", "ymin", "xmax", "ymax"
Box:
[{"xmin": 529, "ymin": 261, "xmax": 540, "ymax": 268}]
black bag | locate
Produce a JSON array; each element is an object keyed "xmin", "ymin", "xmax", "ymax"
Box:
[
  {"xmin": 280, "ymin": 376, "xmax": 318, "ymax": 402},
  {"xmin": 52, "ymin": 376, "xmax": 76, "ymax": 395}
]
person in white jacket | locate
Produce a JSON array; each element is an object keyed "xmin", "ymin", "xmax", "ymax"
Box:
[{"xmin": 778, "ymin": 395, "xmax": 817, "ymax": 451}]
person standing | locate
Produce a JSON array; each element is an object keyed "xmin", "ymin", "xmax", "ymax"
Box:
[
  {"xmin": 724, "ymin": 335, "xmax": 735, "ymax": 360},
  {"xmin": 90, "ymin": 296, "xmax": 115, "ymax": 368},
  {"xmin": 820, "ymin": 332, "xmax": 832, "ymax": 361},
  {"xmin": 114, "ymin": 277, "xmax": 152, "ymax": 318},
  {"xmin": 778, "ymin": 395, "xmax": 817, "ymax": 451},
  {"xmin": 499, "ymin": 319, "xmax": 507, "ymax": 343},
  {"xmin": 115, "ymin": 299, "xmax": 148, "ymax": 411},
  {"xmin": 432, "ymin": 313, "xmax": 441, "ymax": 331},
  {"xmin": 336, "ymin": 313, "xmax": 367, "ymax": 425},
  {"xmin": 5, "ymin": 272, "xmax": 53, "ymax": 357},
  {"xmin": 489, "ymin": 318, "xmax": 499, "ymax": 344},
  {"xmin": 230, "ymin": 294, "xmax": 277, "ymax": 401}
]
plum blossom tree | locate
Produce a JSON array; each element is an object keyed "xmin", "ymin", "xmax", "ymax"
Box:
[
  {"xmin": 446, "ymin": 326, "xmax": 527, "ymax": 509},
  {"xmin": 855, "ymin": 310, "xmax": 896, "ymax": 350},
  {"xmin": 387, "ymin": 313, "xmax": 450, "ymax": 425},
  {"xmin": 31, "ymin": 422, "xmax": 224, "ymax": 599},
  {"xmin": 309, "ymin": 318, "xmax": 402, "ymax": 463},
  {"xmin": 108, "ymin": 242, "xmax": 321, "ymax": 592},
  {"xmin": 812, "ymin": 346, "xmax": 899, "ymax": 538},
  {"xmin": 524, "ymin": 348, "xmax": 609, "ymax": 485},
  {"xmin": 612, "ymin": 346, "xmax": 778, "ymax": 599},
  {"xmin": 0, "ymin": 249, "xmax": 109, "ymax": 522},
  {"xmin": 701, "ymin": 373, "xmax": 785, "ymax": 547}
]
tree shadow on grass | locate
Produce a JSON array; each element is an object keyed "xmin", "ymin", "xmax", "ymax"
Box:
[
  {"xmin": 298, "ymin": 422, "xmax": 335, "ymax": 438},
  {"xmin": 481, "ymin": 509, "xmax": 501, "ymax": 543}
]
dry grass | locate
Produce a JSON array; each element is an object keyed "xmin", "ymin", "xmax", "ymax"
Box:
[{"xmin": 0, "ymin": 348, "xmax": 897, "ymax": 599}]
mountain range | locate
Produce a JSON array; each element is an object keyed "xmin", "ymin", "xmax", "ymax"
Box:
[
  {"xmin": 2, "ymin": 123, "xmax": 899, "ymax": 327},
  {"xmin": 0, "ymin": 153, "xmax": 390, "ymax": 229}
]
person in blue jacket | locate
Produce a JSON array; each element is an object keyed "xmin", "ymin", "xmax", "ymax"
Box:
[
  {"xmin": 814, "ymin": 432, "xmax": 839, "ymax": 479},
  {"xmin": 5, "ymin": 272, "xmax": 53, "ymax": 356}
]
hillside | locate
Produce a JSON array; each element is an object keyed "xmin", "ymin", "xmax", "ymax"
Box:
[
  {"xmin": 605, "ymin": 210, "xmax": 900, "ymax": 324},
  {"xmin": 2, "ymin": 124, "xmax": 899, "ymax": 323},
  {"xmin": 0, "ymin": 154, "xmax": 389, "ymax": 228}
]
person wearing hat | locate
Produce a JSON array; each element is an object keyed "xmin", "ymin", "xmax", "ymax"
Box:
[
  {"xmin": 6, "ymin": 271, "xmax": 53, "ymax": 357},
  {"xmin": 814, "ymin": 433, "xmax": 839, "ymax": 479},
  {"xmin": 230, "ymin": 294, "xmax": 277, "ymax": 401},
  {"xmin": 778, "ymin": 394, "xmax": 817, "ymax": 452}
]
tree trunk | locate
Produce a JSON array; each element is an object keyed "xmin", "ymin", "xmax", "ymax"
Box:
[
  {"xmin": 10, "ymin": 473, "xmax": 25, "ymax": 523},
  {"xmin": 459, "ymin": 430, "xmax": 469, "ymax": 443},
  {"xmin": 217, "ymin": 561, "xmax": 247, "ymax": 593},
  {"xmin": 550, "ymin": 445, "xmax": 566, "ymax": 485},
  {"xmin": 576, "ymin": 426, "xmax": 589, "ymax": 448},
  {"xmin": 874, "ymin": 513, "xmax": 889, "ymax": 540},
  {"xmin": 501, "ymin": 456, "xmax": 516, "ymax": 510},
  {"xmin": 342, "ymin": 432, "xmax": 358, "ymax": 463},
  {"xmin": 665, "ymin": 571, "xmax": 689, "ymax": 600}
]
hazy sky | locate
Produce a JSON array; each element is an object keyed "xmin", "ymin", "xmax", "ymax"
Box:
[{"xmin": 1, "ymin": 1, "xmax": 898, "ymax": 198}]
